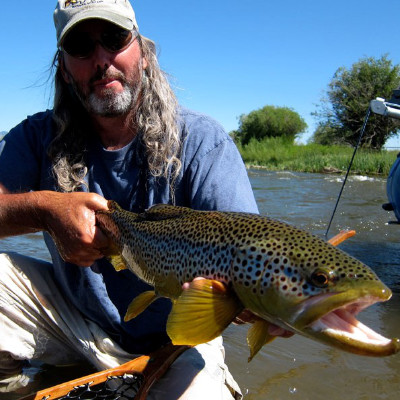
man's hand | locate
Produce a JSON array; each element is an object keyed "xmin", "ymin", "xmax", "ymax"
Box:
[
  {"xmin": 234, "ymin": 309, "xmax": 294, "ymax": 338},
  {"xmin": 38, "ymin": 192, "xmax": 110, "ymax": 266},
  {"xmin": 0, "ymin": 189, "xmax": 110, "ymax": 267}
]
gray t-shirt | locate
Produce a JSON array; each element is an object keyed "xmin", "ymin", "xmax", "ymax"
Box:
[{"xmin": 0, "ymin": 107, "xmax": 258, "ymax": 354}]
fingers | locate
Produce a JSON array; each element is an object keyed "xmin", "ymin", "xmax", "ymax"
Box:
[
  {"xmin": 92, "ymin": 225, "xmax": 110, "ymax": 251},
  {"xmin": 85, "ymin": 192, "xmax": 109, "ymax": 212},
  {"xmin": 44, "ymin": 192, "xmax": 111, "ymax": 267},
  {"xmin": 182, "ymin": 277, "xmax": 205, "ymax": 290},
  {"xmin": 267, "ymin": 324, "xmax": 295, "ymax": 338},
  {"xmin": 233, "ymin": 309, "xmax": 261, "ymax": 325},
  {"xmin": 55, "ymin": 233, "xmax": 106, "ymax": 267}
]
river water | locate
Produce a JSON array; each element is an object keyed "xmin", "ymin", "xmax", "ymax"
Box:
[
  {"xmin": 225, "ymin": 170, "xmax": 400, "ymax": 400},
  {"xmin": 1, "ymin": 170, "xmax": 400, "ymax": 399}
]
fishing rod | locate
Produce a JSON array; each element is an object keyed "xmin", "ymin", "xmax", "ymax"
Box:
[
  {"xmin": 325, "ymin": 90, "xmax": 400, "ymax": 239},
  {"xmin": 324, "ymin": 107, "xmax": 371, "ymax": 239}
]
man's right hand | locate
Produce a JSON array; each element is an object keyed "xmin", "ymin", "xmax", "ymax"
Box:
[
  {"xmin": 0, "ymin": 188, "xmax": 110, "ymax": 267},
  {"xmin": 38, "ymin": 192, "xmax": 110, "ymax": 266}
]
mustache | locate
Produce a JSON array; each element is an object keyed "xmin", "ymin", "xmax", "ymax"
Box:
[{"xmin": 89, "ymin": 67, "xmax": 126, "ymax": 85}]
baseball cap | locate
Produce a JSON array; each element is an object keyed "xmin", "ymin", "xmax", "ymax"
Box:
[{"xmin": 54, "ymin": 0, "xmax": 139, "ymax": 46}]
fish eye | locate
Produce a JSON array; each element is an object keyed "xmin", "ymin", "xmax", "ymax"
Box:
[{"xmin": 310, "ymin": 269, "xmax": 333, "ymax": 288}]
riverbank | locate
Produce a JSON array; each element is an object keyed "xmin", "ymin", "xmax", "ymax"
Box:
[{"xmin": 237, "ymin": 137, "xmax": 399, "ymax": 176}]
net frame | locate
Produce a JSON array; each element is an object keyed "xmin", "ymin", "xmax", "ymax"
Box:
[{"xmin": 18, "ymin": 343, "xmax": 189, "ymax": 400}]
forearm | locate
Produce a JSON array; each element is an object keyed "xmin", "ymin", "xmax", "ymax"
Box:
[
  {"xmin": 0, "ymin": 186, "xmax": 110, "ymax": 266},
  {"xmin": 0, "ymin": 190, "xmax": 49, "ymax": 238}
]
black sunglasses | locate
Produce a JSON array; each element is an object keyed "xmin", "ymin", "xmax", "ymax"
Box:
[{"xmin": 62, "ymin": 27, "xmax": 137, "ymax": 59}]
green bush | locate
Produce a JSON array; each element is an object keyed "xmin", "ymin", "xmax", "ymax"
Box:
[
  {"xmin": 237, "ymin": 137, "xmax": 397, "ymax": 175},
  {"xmin": 236, "ymin": 105, "xmax": 307, "ymax": 146}
]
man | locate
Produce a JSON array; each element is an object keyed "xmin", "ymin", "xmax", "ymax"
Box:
[{"xmin": 0, "ymin": 1, "xmax": 262, "ymax": 398}]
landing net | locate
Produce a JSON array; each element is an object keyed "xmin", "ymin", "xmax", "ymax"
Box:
[
  {"xmin": 19, "ymin": 344, "xmax": 189, "ymax": 400},
  {"xmin": 53, "ymin": 373, "xmax": 143, "ymax": 400}
]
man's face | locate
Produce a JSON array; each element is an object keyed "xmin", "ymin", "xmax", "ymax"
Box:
[{"xmin": 60, "ymin": 19, "xmax": 147, "ymax": 117}]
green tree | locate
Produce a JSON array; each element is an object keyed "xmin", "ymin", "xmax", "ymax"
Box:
[
  {"xmin": 312, "ymin": 55, "xmax": 400, "ymax": 149},
  {"xmin": 312, "ymin": 123, "xmax": 343, "ymax": 146},
  {"xmin": 236, "ymin": 105, "xmax": 307, "ymax": 146}
]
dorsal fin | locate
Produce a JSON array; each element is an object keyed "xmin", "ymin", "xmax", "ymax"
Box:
[
  {"xmin": 107, "ymin": 200, "xmax": 123, "ymax": 212},
  {"xmin": 139, "ymin": 204, "xmax": 193, "ymax": 221}
]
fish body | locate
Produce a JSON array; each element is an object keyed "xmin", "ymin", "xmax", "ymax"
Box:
[{"xmin": 96, "ymin": 201, "xmax": 400, "ymax": 360}]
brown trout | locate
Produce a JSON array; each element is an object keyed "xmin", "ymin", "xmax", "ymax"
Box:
[{"xmin": 96, "ymin": 201, "xmax": 400, "ymax": 361}]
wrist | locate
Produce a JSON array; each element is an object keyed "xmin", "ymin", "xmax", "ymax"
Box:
[{"xmin": 30, "ymin": 190, "xmax": 56, "ymax": 232}]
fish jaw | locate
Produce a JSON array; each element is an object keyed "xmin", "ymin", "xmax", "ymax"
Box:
[{"xmin": 294, "ymin": 290, "xmax": 400, "ymax": 356}]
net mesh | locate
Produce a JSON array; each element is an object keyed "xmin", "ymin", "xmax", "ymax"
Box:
[
  {"xmin": 28, "ymin": 344, "xmax": 189, "ymax": 400},
  {"xmin": 50, "ymin": 374, "xmax": 143, "ymax": 400}
]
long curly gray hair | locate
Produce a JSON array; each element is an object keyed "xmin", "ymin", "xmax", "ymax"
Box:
[{"xmin": 48, "ymin": 34, "xmax": 181, "ymax": 195}]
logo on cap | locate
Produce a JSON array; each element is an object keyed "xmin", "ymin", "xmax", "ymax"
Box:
[
  {"xmin": 65, "ymin": 0, "xmax": 78, "ymax": 6},
  {"xmin": 65, "ymin": 0, "xmax": 104, "ymax": 8}
]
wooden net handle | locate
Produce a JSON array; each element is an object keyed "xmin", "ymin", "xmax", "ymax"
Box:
[{"xmin": 19, "ymin": 343, "xmax": 189, "ymax": 400}]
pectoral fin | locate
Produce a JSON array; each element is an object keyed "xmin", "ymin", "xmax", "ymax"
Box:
[
  {"xmin": 102, "ymin": 242, "xmax": 127, "ymax": 271},
  {"xmin": 247, "ymin": 320, "xmax": 276, "ymax": 362},
  {"xmin": 109, "ymin": 254, "xmax": 128, "ymax": 271},
  {"xmin": 166, "ymin": 279, "xmax": 243, "ymax": 345},
  {"xmin": 124, "ymin": 290, "xmax": 159, "ymax": 321}
]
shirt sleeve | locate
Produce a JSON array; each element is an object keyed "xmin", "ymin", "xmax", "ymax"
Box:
[
  {"xmin": 0, "ymin": 111, "xmax": 53, "ymax": 193},
  {"xmin": 181, "ymin": 112, "xmax": 259, "ymax": 213}
]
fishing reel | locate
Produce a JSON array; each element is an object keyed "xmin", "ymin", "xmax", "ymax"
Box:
[{"xmin": 370, "ymin": 89, "xmax": 400, "ymax": 120}]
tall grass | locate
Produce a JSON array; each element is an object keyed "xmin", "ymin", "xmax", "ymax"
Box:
[{"xmin": 237, "ymin": 137, "xmax": 398, "ymax": 175}]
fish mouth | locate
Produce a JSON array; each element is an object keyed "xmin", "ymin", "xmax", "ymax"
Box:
[{"xmin": 295, "ymin": 292, "xmax": 400, "ymax": 356}]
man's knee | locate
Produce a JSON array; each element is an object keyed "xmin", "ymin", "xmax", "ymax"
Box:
[{"xmin": 0, "ymin": 352, "xmax": 25, "ymax": 377}]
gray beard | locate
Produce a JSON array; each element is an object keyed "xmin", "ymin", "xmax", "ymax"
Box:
[
  {"xmin": 87, "ymin": 87, "xmax": 134, "ymax": 117},
  {"xmin": 67, "ymin": 71, "xmax": 141, "ymax": 117}
]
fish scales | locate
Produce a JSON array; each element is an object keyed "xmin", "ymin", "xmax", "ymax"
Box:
[
  {"xmin": 97, "ymin": 203, "xmax": 379, "ymax": 299},
  {"xmin": 96, "ymin": 201, "xmax": 400, "ymax": 359}
]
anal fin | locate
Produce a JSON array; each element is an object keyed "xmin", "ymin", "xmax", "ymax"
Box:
[
  {"xmin": 102, "ymin": 242, "xmax": 128, "ymax": 271},
  {"xmin": 109, "ymin": 254, "xmax": 128, "ymax": 271}
]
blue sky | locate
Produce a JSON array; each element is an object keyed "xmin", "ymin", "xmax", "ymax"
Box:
[{"xmin": 1, "ymin": 0, "xmax": 400, "ymax": 145}]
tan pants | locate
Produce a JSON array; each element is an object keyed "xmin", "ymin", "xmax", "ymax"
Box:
[{"xmin": 0, "ymin": 253, "xmax": 242, "ymax": 399}]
